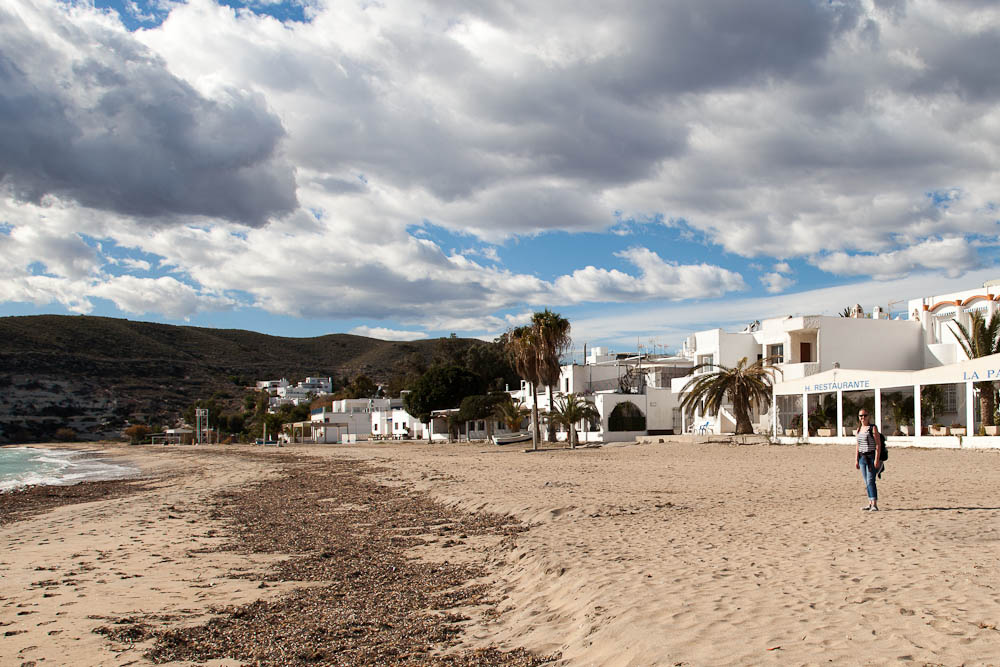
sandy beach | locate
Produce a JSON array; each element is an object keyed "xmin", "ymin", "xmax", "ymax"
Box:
[{"xmin": 2, "ymin": 439, "xmax": 999, "ymax": 666}]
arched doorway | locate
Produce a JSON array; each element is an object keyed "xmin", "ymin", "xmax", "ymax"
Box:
[{"xmin": 608, "ymin": 401, "xmax": 646, "ymax": 431}]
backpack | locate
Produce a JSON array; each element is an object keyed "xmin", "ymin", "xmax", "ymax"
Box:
[{"xmin": 877, "ymin": 429, "xmax": 888, "ymax": 460}]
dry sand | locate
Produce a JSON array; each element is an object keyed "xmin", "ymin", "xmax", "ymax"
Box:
[{"xmin": 2, "ymin": 439, "xmax": 999, "ymax": 666}]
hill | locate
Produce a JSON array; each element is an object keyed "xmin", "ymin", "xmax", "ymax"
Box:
[{"xmin": 0, "ymin": 315, "xmax": 481, "ymax": 443}]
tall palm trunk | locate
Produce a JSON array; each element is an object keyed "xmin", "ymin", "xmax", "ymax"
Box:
[
  {"xmin": 980, "ymin": 382, "xmax": 995, "ymax": 427},
  {"xmin": 530, "ymin": 381, "xmax": 540, "ymax": 451},
  {"xmin": 546, "ymin": 384, "xmax": 557, "ymax": 442}
]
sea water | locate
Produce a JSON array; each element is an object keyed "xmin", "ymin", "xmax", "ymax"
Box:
[{"xmin": 0, "ymin": 447, "xmax": 139, "ymax": 492}]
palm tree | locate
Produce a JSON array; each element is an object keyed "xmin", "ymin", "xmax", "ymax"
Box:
[
  {"xmin": 503, "ymin": 325, "xmax": 542, "ymax": 450},
  {"xmin": 494, "ymin": 398, "xmax": 530, "ymax": 433},
  {"xmin": 503, "ymin": 311, "xmax": 572, "ymax": 450},
  {"xmin": 680, "ymin": 357, "xmax": 779, "ymax": 435},
  {"xmin": 951, "ymin": 312, "xmax": 1000, "ymax": 428},
  {"xmin": 532, "ymin": 309, "xmax": 572, "ymax": 442},
  {"xmin": 548, "ymin": 393, "xmax": 600, "ymax": 449}
]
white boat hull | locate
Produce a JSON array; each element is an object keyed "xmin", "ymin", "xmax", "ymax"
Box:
[{"xmin": 492, "ymin": 432, "xmax": 532, "ymax": 445}]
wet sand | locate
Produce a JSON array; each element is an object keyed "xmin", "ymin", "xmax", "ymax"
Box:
[{"xmin": 2, "ymin": 440, "xmax": 999, "ymax": 665}]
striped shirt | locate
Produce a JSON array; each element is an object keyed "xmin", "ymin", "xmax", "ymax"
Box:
[{"xmin": 856, "ymin": 425, "xmax": 877, "ymax": 454}]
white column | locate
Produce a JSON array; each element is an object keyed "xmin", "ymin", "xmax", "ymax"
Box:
[
  {"xmin": 801, "ymin": 392, "xmax": 808, "ymax": 437},
  {"xmin": 874, "ymin": 388, "xmax": 882, "ymax": 434},
  {"xmin": 966, "ymin": 381, "xmax": 975, "ymax": 436},
  {"xmin": 913, "ymin": 384, "xmax": 922, "ymax": 438},
  {"xmin": 680, "ymin": 405, "xmax": 686, "ymax": 434},
  {"xmin": 836, "ymin": 389, "xmax": 844, "ymax": 437}
]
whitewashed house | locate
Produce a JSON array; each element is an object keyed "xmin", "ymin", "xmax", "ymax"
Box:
[{"xmin": 311, "ymin": 398, "xmax": 402, "ymax": 443}]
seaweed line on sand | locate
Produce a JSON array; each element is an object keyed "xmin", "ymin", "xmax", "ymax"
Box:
[
  {"xmin": 104, "ymin": 453, "xmax": 559, "ymax": 666},
  {"xmin": 0, "ymin": 477, "xmax": 159, "ymax": 526}
]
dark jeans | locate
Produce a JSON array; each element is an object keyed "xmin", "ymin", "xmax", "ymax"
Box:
[{"xmin": 859, "ymin": 451, "xmax": 878, "ymax": 501}]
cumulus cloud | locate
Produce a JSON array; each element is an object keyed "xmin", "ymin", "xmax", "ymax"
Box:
[
  {"xmin": 553, "ymin": 247, "xmax": 745, "ymax": 302},
  {"xmin": 812, "ymin": 237, "xmax": 980, "ymax": 280},
  {"xmin": 0, "ymin": 0, "xmax": 296, "ymax": 225},
  {"xmin": 348, "ymin": 326, "xmax": 429, "ymax": 341},
  {"xmin": 760, "ymin": 272, "xmax": 795, "ymax": 294}
]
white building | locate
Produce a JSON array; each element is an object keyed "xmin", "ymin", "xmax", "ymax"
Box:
[
  {"xmin": 766, "ymin": 281, "xmax": 1000, "ymax": 447},
  {"xmin": 908, "ymin": 282, "xmax": 1000, "ymax": 366},
  {"xmin": 256, "ymin": 378, "xmax": 289, "ymax": 393},
  {"xmin": 371, "ymin": 407, "xmax": 428, "ymax": 440},
  {"xmin": 506, "ymin": 349, "xmax": 691, "ymax": 443},
  {"xmin": 311, "ymin": 397, "xmax": 402, "ymax": 443},
  {"xmin": 673, "ymin": 313, "xmax": 924, "ymax": 434}
]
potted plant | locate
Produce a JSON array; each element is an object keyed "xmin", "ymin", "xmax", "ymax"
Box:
[
  {"xmin": 816, "ymin": 422, "xmax": 835, "ymax": 437},
  {"xmin": 786, "ymin": 414, "xmax": 801, "ymax": 437},
  {"xmin": 929, "ymin": 423, "xmax": 949, "ymax": 436},
  {"xmin": 950, "ymin": 422, "xmax": 966, "ymax": 436}
]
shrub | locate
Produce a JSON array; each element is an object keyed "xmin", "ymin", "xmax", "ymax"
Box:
[
  {"xmin": 54, "ymin": 427, "xmax": 77, "ymax": 442},
  {"xmin": 124, "ymin": 424, "xmax": 152, "ymax": 445}
]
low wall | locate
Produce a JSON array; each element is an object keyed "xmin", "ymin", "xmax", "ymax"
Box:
[{"xmin": 773, "ymin": 435, "xmax": 1000, "ymax": 450}]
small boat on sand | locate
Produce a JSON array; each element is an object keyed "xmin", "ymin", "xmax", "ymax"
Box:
[{"xmin": 492, "ymin": 432, "xmax": 532, "ymax": 445}]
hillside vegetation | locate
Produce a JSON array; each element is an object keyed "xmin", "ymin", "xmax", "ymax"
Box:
[{"xmin": 0, "ymin": 315, "xmax": 481, "ymax": 443}]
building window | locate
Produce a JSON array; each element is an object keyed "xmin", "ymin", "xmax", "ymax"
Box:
[
  {"xmin": 697, "ymin": 354, "xmax": 714, "ymax": 373},
  {"xmin": 565, "ymin": 378, "xmax": 570, "ymax": 392},
  {"xmin": 767, "ymin": 344, "xmax": 784, "ymax": 364},
  {"xmin": 944, "ymin": 385, "xmax": 958, "ymax": 413},
  {"xmin": 373, "ymin": 423, "xmax": 378, "ymax": 431}
]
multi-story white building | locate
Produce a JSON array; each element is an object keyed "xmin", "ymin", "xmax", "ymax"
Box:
[
  {"xmin": 767, "ymin": 280, "xmax": 1000, "ymax": 448},
  {"xmin": 673, "ymin": 313, "xmax": 924, "ymax": 434}
]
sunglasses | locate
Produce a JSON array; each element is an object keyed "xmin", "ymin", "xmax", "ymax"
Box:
[{"xmin": 858, "ymin": 413, "xmax": 869, "ymax": 418}]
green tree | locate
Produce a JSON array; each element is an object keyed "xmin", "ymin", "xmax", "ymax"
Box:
[
  {"xmin": 920, "ymin": 384, "xmax": 945, "ymax": 427},
  {"xmin": 680, "ymin": 357, "xmax": 779, "ymax": 435},
  {"xmin": 494, "ymin": 397, "xmax": 530, "ymax": 433},
  {"xmin": 548, "ymin": 393, "xmax": 600, "ymax": 449},
  {"xmin": 461, "ymin": 341, "xmax": 520, "ymax": 393},
  {"xmin": 883, "ymin": 391, "xmax": 914, "ymax": 434},
  {"xmin": 950, "ymin": 312, "xmax": 1000, "ymax": 427},
  {"xmin": 334, "ymin": 375, "xmax": 379, "ymax": 400},
  {"xmin": 124, "ymin": 424, "xmax": 151, "ymax": 444},
  {"xmin": 403, "ymin": 365, "xmax": 481, "ymax": 427}
]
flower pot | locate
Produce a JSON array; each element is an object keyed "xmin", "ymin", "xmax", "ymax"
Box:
[
  {"xmin": 785, "ymin": 428, "xmax": 799, "ymax": 437},
  {"xmin": 816, "ymin": 427, "xmax": 834, "ymax": 437},
  {"xmin": 985, "ymin": 425, "xmax": 999, "ymax": 436},
  {"xmin": 899, "ymin": 425, "xmax": 912, "ymax": 436},
  {"xmin": 950, "ymin": 427, "xmax": 966, "ymax": 436},
  {"xmin": 929, "ymin": 425, "xmax": 950, "ymax": 436}
]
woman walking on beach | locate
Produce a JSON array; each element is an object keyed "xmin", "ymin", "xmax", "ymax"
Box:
[{"xmin": 855, "ymin": 410, "xmax": 883, "ymax": 511}]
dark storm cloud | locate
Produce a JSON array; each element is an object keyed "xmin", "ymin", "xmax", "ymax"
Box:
[
  {"xmin": 0, "ymin": 3, "xmax": 297, "ymax": 226},
  {"xmin": 587, "ymin": 0, "xmax": 862, "ymax": 101},
  {"xmin": 909, "ymin": 29, "xmax": 1000, "ymax": 102}
]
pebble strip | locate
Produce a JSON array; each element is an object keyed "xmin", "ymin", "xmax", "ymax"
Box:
[{"xmin": 128, "ymin": 453, "xmax": 559, "ymax": 666}]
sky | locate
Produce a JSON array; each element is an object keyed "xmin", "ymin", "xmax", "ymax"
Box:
[{"xmin": 2, "ymin": 0, "xmax": 999, "ymax": 359}]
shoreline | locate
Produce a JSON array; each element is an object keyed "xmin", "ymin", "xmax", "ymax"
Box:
[{"xmin": 0, "ymin": 443, "xmax": 557, "ymax": 666}]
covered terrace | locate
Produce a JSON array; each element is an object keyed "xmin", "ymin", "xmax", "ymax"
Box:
[{"xmin": 772, "ymin": 352, "xmax": 1000, "ymax": 449}]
